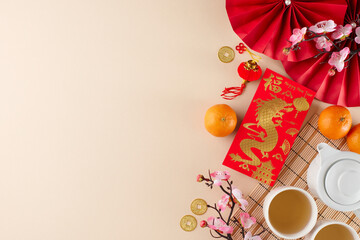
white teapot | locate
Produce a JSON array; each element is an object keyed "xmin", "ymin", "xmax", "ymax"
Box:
[{"xmin": 307, "ymin": 143, "xmax": 360, "ymax": 218}]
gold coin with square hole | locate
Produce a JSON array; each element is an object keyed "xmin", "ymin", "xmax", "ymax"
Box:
[
  {"xmin": 180, "ymin": 215, "xmax": 197, "ymax": 232},
  {"xmin": 218, "ymin": 46, "xmax": 235, "ymax": 63},
  {"xmin": 190, "ymin": 198, "xmax": 208, "ymax": 215}
]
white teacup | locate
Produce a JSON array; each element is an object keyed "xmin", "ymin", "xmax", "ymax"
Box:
[
  {"xmin": 263, "ymin": 186, "xmax": 318, "ymax": 239},
  {"xmin": 305, "ymin": 220, "xmax": 359, "ymax": 240}
]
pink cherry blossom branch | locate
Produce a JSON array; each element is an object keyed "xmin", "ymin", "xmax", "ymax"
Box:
[
  {"xmin": 199, "ymin": 171, "xmax": 236, "ymax": 227},
  {"xmin": 210, "ymin": 229, "xmax": 229, "ymax": 239},
  {"xmin": 306, "ymin": 30, "xmax": 341, "ymax": 51},
  {"xmin": 290, "ymin": 30, "xmax": 339, "ymax": 53},
  {"xmin": 209, "ymin": 176, "xmax": 236, "ymax": 239},
  {"xmin": 232, "ymin": 218, "xmax": 245, "ymax": 239},
  {"xmin": 207, "ymin": 204, "xmax": 227, "ymax": 223},
  {"xmin": 197, "ymin": 170, "xmax": 262, "ymax": 240},
  {"xmin": 344, "ymin": 48, "xmax": 360, "ymax": 63},
  {"xmin": 313, "ymin": 49, "xmax": 332, "ymax": 59},
  {"xmin": 285, "ymin": 19, "xmax": 360, "ymax": 74},
  {"xmin": 220, "ymin": 181, "xmax": 236, "ymax": 225}
]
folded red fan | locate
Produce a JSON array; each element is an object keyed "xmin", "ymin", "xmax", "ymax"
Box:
[
  {"xmin": 226, "ymin": 0, "xmax": 347, "ymax": 62},
  {"xmin": 282, "ymin": 0, "xmax": 360, "ymax": 107}
]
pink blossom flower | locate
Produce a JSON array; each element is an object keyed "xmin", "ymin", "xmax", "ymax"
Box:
[
  {"xmin": 328, "ymin": 47, "xmax": 350, "ymax": 72},
  {"xmin": 239, "ymin": 212, "xmax": 256, "ymax": 229},
  {"xmin": 331, "ymin": 24, "xmax": 352, "ymax": 40},
  {"xmin": 210, "ymin": 171, "xmax": 230, "ymax": 186},
  {"xmin": 244, "ymin": 232, "xmax": 262, "ymax": 240},
  {"xmin": 207, "ymin": 217, "xmax": 234, "ymax": 234},
  {"xmin": 314, "ymin": 36, "xmax": 332, "ymax": 51},
  {"xmin": 309, "ymin": 20, "xmax": 337, "ymax": 33},
  {"xmin": 218, "ymin": 194, "xmax": 230, "ymax": 212},
  {"xmin": 200, "ymin": 220, "xmax": 207, "ymax": 228},
  {"xmin": 196, "ymin": 174, "xmax": 204, "ymax": 182},
  {"xmin": 289, "ymin": 27, "xmax": 307, "ymax": 47},
  {"xmin": 232, "ymin": 188, "xmax": 248, "ymax": 211},
  {"xmin": 355, "ymin": 27, "xmax": 360, "ymax": 44}
]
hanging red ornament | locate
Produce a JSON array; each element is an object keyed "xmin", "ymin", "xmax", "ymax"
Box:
[
  {"xmin": 221, "ymin": 45, "xmax": 262, "ymax": 100},
  {"xmin": 238, "ymin": 60, "xmax": 262, "ymax": 81},
  {"xmin": 235, "ymin": 43, "xmax": 246, "ymax": 54}
]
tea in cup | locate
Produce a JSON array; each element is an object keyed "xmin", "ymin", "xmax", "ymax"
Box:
[
  {"xmin": 305, "ymin": 220, "xmax": 359, "ymax": 240},
  {"xmin": 263, "ymin": 186, "xmax": 318, "ymax": 239}
]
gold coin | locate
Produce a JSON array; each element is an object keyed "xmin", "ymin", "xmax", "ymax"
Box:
[
  {"xmin": 190, "ymin": 199, "xmax": 208, "ymax": 215},
  {"xmin": 218, "ymin": 46, "xmax": 235, "ymax": 63},
  {"xmin": 180, "ymin": 215, "xmax": 197, "ymax": 232}
]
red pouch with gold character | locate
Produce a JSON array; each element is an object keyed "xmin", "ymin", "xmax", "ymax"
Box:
[{"xmin": 223, "ymin": 69, "xmax": 315, "ymax": 186}]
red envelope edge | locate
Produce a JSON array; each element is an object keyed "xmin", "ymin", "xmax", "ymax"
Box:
[{"xmin": 223, "ymin": 69, "xmax": 315, "ymax": 186}]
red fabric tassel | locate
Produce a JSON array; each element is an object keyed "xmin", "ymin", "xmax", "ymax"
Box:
[{"xmin": 221, "ymin": 83, "xmax": 246, "ymax": 100}]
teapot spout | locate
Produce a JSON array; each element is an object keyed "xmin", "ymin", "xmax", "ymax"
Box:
[{"xmin": 317, "ymin": 143, "xmax": 339, "ymax": 161}]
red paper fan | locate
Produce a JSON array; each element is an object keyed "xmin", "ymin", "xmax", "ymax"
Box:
[
  {"xmin": 226, "ymin": 0, "xmax": 347, "ymax": 61},
  {"xmin": 282, "ymin": 0, "xmax": 360, "ymax": 107}
]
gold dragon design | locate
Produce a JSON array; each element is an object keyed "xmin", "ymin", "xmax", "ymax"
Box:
[{"xmin": 230, "ymin": 96, "xmax": 293, "ymax": 171}]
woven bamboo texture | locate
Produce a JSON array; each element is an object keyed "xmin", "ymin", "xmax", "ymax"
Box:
[{"xmin": 231, "ymin": 114, "xmax": 360, "ymax": 239}]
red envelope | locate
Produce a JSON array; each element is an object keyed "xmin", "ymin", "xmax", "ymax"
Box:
[{"xmin": 223, "ymin": 69, "xmax": 315, "ymax": 186}]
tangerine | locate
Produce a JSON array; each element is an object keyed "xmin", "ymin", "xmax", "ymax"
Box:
[
  {"xmin": 347, "ymin": 124, "xmax": 360, "ymax": 154},
  {"xmin": 318, "ymin": 105, "xmax": 352, "ymax": 140},
  {"xmin": 204, "ymin": 104, "xmax": 237, "ymax": 137}
]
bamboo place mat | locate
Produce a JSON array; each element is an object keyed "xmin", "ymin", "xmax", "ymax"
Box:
[{"xmin": 231, "ymin": 114, "xmax": 360, "ymax": 240}]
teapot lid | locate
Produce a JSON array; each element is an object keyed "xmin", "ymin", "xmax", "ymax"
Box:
[{"xmin": 325, "ymin": 159, "xmax": 360, "ymax": 205}]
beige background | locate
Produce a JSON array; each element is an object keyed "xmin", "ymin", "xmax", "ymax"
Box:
[{"xmin": 0, "ymin": 0, "xmax": 359, "ymax": 239}]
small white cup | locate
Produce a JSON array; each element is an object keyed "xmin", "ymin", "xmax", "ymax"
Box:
[
  {"xmin": 304, "ymin": 220, "xmax": 359, "ymax": 240},
  {"xmin": 263, "ymin": 186, "xmax": 318, "ymax": 239}
]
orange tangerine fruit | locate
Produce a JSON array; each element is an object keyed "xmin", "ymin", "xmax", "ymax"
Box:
[
  {"xmin": 318, "ymin": 105, "xmax": 352, "ymax": 140},
  {"xmin": 204, "ymin": 104, "xmax": 237, "ymax": 137},
  {"xmin": 347, "ymin": 124, "xmax": 360, "ymax": 154}
]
